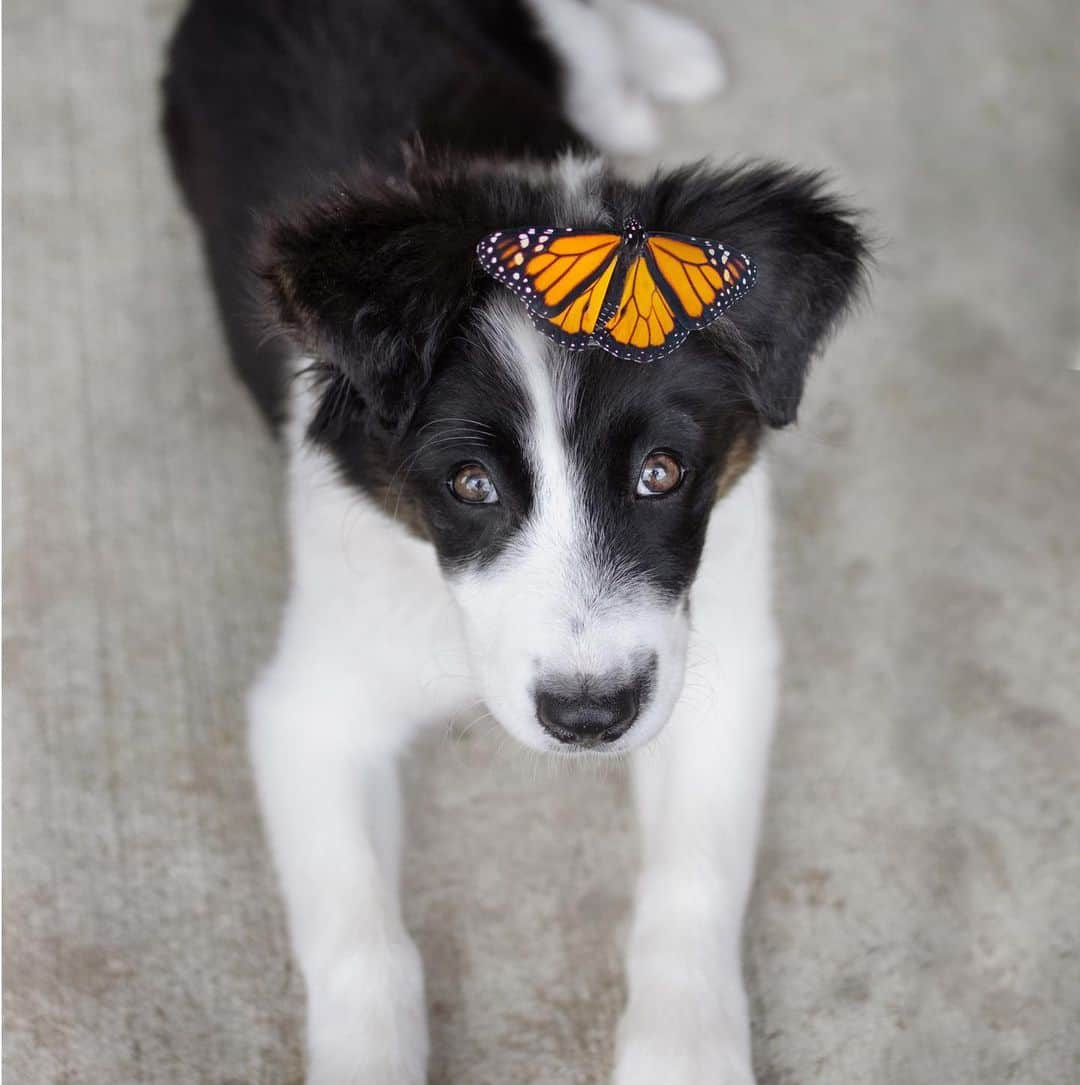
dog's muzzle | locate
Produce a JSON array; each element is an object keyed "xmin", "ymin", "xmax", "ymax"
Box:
[{"xmin": 534, "ymin": 656, "xmax": 657, "ymax": 748}]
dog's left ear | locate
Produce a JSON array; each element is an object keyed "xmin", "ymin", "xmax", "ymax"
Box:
[{"xmin": 642, "ymin": 163, "xmax": 870, "ymax": 427}]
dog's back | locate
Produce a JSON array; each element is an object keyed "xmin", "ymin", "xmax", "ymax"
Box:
[{"xmin": 163, "ymin": 0, "xmax": 582, "ymax": 421}]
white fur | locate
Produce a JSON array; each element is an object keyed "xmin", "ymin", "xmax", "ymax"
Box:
[
  {"xmin": 601, "ymin": 0, "xmax": 727, "ymax": 103},
  {"xmin": 249, "ymin": 350, "xmax": 778, "ymax": 1081},
  {"xmin": 493, "ymin": 153, "xmax": 610, "ymax": 223},
  {"xmin": 552, "ymin": 151, "xmax": 609, "ymax": 222},
  {"xmin": 526, "ymin": 0, "xmax": 726, "ymax": 154}
]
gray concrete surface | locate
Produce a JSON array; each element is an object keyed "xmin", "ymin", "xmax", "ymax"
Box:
[{"xmin": 4, "ymin": 1, "xmax": 1079, "ymax": 1082}]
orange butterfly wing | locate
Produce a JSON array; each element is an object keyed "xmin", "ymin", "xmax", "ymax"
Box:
[
  {"xmin": 594, "ymin": 255, "xmax": 687, "ymax": 361},
  {"xmin": 478, "ymin": 228, "xmax": 621, "ymax": 318},
  {"xmin": 646, "ymin": 234, "xmax": 756, "ymax": 330},
  {"xmin": 586, "ymin": 233, "xmax": 756, "ymax": 361},
  {"xmin": 478, "ymin": 224, "xmax": 756, "ymax": 361},
  {"xmin": 547, "ymin": 256, "xmax": 618, "ymax": 337}
]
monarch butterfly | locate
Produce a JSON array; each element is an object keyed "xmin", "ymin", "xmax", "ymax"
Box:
[{"xmin": 476, "ymin": 218, "xmax": 756, "ymax": 362}]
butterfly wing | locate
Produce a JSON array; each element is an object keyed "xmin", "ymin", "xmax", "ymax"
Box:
[
  {"xmin": 645, "ymin": 233, "xmax": 756, "ymax": 331},
  {"xmin": 593, "ymin": 254, "xmax": 689, "ymax": 362},
  {"xmin": 477, "ymin": 227, "xmax": 622, "ymax": 322},
  {"xmin": 477, "ymin": 225, "xmax": 756, "ymax": 362},
  {"xmin": 531, "ymin": 253, "xmax": 621, "ymax": 350},
  {"xmin": 592, "ymin": 233, "xmax": 756, "ymax": 362}
]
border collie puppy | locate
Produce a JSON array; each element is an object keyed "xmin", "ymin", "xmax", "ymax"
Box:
[{"xmin": 164, "ymin": 2, "xmax": 867, "ymax": 1081}]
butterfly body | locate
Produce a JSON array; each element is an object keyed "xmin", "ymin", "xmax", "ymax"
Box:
[{"xmin": 477, "ymin": 218, "xmax": 756, "ymax": 362}]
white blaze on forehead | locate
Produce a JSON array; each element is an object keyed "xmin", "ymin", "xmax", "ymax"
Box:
[
  {"xmin": 478, "ymin": 297, "xmax": 581, "ymax": 564},
  {"xmin": 474, "ymin": 298, "xmax": 677, "ymax": 667}
]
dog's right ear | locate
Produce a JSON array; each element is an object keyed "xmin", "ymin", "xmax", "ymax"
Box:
[
  {"xmin": 634, "ymin": 162, "xmax": 871, "ymax": 427},
  {"xmin": 259, "ymin": 175, "xmax": 478, "ymax": 436}
]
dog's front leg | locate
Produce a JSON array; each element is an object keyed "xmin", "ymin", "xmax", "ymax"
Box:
[
  {"xmin": 245, "ymin": 412, "xmax": 444, "ymax": 1085},
  {"xmin": 615, "ymin": 465, "xmax": 779, "ymax": 1085},
  {"xmin": 250, "ymin": 640, "xmax": 427, "ymax": 1085}
]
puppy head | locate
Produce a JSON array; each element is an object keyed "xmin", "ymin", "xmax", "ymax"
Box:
[{"xmin": 260, "ymin": 156, "xmax": 868, "ymax": 753}]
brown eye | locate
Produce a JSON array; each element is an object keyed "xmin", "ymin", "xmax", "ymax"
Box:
[
  {"xmin": 449, "ymin": 463, "xmax": 499, "ymax": 505},
  {"xmin": 636, "ymin": 450, "xmax": 684, "ymax": 497}
]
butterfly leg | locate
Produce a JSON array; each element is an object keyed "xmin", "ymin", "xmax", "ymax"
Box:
[
  {"xmin": 598, "ymin": 0, "xmax": 727, "ymax": 105},
  {"xmin": 527, "ymin": 0, "xmax": 661, "ymax": 154},
  {"xmin": 614, "ymin": 464, "xmax": 777, "ymax": 1085}
]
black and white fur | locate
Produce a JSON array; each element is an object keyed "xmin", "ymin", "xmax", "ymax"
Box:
[{"xmin": 164, "ymin": 2, "xmax": 867, "ymax": 1081}]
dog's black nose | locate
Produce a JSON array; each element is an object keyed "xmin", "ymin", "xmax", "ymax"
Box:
[{"xmin": 535, "ymin": 678, "xmax": 641, "ymax": 747}]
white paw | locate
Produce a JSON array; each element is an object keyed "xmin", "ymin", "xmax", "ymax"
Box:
[
  {"xmin": 613, "ymin": 980, "xmax": 754, "ymax": 1085},
  {"xmin": 305, "ymin": 940, "xmax": 428, "ymax": 1085},
  {"xmin": 613, "ymin": 1027, "xmax": 755, "ymax": 1085},
  {"xmin": 568, "ymin": 83, "xmax": 661, "ymax": 155},
  {"xmin": 619, "ymin": 2, "xmax": 726, "ymax": 104}
]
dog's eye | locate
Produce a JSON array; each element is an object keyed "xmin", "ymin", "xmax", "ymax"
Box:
[
  {"xmin": 449, "ymin": 463, "xmax": 499, "ymax": 505},
  {"xmin": 636, "ymin": 450, "xmax": 684, "ymax": 497}
]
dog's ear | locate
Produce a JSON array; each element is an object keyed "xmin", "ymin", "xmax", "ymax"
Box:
[
  {"xmin": 639, "ymin": 163, "xmax": 870, "ymax": 427},
  {"xmin": 259, "ymin": 174, "xmax": 479, "ymax": 435}
]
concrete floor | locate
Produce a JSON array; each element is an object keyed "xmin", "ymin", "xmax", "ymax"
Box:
[{"xmin": 4, "ymin": 1, "xmax": 1079, "ymax": 1082}]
